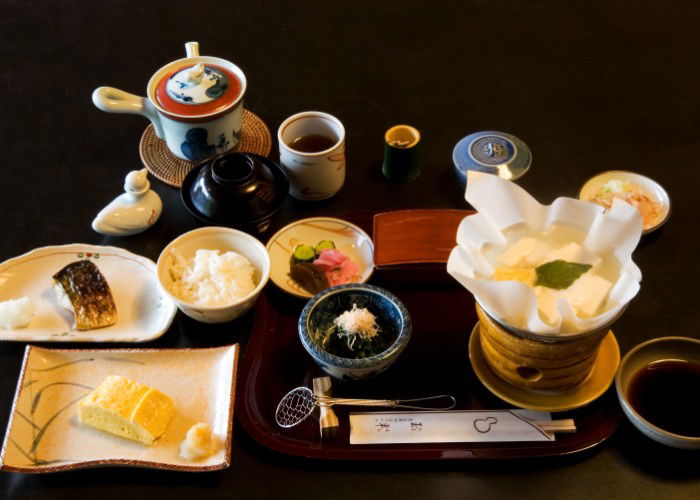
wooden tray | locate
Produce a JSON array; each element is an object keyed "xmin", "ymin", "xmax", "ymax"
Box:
[{"xmin": 237, "ymin": 213, "xmax": 622, "ymax": 460}]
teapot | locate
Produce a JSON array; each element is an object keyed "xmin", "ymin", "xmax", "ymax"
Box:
[{"xmin": 92, "ymin": 42, "xmax": 247, "ymax": 162}]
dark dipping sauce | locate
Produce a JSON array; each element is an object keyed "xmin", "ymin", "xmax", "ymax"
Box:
[{"xmin": 627, "ymin": 360, "xmax": 700, "ymax": 437}]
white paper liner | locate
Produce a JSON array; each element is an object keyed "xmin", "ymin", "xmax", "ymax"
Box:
[{"xmin": 447, "ymin": 171, "xmax": 643, "ymax": 335}]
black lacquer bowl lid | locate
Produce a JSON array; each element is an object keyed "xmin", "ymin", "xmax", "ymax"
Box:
[{"xmin": 181, "ymin": 152, "xmax": 289, "ymax": 232}]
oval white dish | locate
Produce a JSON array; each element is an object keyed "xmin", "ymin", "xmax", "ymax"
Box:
[{"xmin": 0, "ymin": 244, "xmax": 176, "ymax": 342}]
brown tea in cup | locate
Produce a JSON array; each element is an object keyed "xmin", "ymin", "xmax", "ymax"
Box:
[{"xmin": 288, "ymin": 134, "xmax": 337, "ymax": 153}]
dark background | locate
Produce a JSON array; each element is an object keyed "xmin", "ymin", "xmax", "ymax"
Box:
[{"xmin": 1, "ymin": 0, "xmax": 699, "ymax": 498}]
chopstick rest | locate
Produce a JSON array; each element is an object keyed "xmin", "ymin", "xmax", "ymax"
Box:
[
  {"xmin": 349, "ymin": 410, "xmax": 575, "ymax": 444},
  {"xmin": 312, "ymin": 376, "xmax": 339, "ymax": 438}
]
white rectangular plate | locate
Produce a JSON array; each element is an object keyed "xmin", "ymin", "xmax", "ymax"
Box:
[
  {"xmin": 0, "ymin": 344, "xmax": 238, "ymax": 472},
  {"xmin": 0, "ymin": 244, "xmax": 177, "ymax": 342}
]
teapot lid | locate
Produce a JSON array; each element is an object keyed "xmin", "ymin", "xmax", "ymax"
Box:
[
  {"xmin": 155, "ymin": 63, "xmax": 241, "ymax": 116},
  {"xmin": 154, "ymin": 43, "xmax": 242, "ymax": 117}
]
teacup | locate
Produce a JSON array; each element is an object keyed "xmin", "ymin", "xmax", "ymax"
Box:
[
  {"xmin": 277, "ymin": 111, "xmax": 345, "ymax": 200},
  {"xmin": 92, "ymin": 42, "xmax": 246, "ymax": 162}
]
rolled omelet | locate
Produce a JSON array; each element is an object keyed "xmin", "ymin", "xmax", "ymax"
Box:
[{"xmin": 78, "ymin": 375, "xmax": 174, "ymax": 445}]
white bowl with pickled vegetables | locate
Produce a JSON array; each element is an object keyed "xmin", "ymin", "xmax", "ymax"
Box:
[
  {"xmin": 298, "ymin": 284, "xmax": 411, "ymax": 381},
  {"xmin": 157, "ymin": 227, "xmax": 270, "ymax": 323},
  {"xmin": 266, "ymin": 217, "xmax": 374, "ymax": 299},
  {"xmin": 579, "ymin": 171, "xmax": 670, "ymax": 234}
]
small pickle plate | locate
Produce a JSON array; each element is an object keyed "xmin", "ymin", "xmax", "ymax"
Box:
[
  {"xmin": 578, "ymin": 170, "xmax": 670, "ymax": 234},
  {"xmin": 266, "ymin": 217, "xmax": 374, "ymax": 299},
  {"xmin": 0, "ymin": 244, "xmax": 177, "ymax": 342},
  {"xmin": 469, "ymin": 323, "xmax": 620, "ymax": 412},
  {"xmin": 0, "ymin": 344, "xmax": 239, "ymax": 473}
]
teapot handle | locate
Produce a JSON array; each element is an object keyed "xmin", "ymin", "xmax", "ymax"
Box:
[
  {"xmin": 185, "ymin": 41, "xmax": 199, "ymax": 57},
  {"xmin": 92, "ymin": 87, "xmax": 164, "ymax": 139}
]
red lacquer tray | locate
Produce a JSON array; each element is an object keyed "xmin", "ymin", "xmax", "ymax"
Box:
[{"xmin": 237, "ymin": 213, "xmax": 622, "ymax": 460}]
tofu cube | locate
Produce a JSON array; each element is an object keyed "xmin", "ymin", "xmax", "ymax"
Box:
[
  {"xmin": 565, "ymin": 273, "xmax": 613, "ymax": 317},
  {"xmin": 548, "ymin": 242, "xmax": 602, "ymax": 268},
  {"xmin": 499, "ymin": 237, "xmax": 538, "ymax": 267},
  {"xmin": 534, "ymin": 286, "xmax": 560, "ymax": 324}
]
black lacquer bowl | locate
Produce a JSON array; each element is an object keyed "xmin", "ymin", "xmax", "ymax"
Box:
[{"xmin": 181, "ymin": 152, "xmax": 289, "ymax": 234}]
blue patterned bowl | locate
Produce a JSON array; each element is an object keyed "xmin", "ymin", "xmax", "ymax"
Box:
[{"xmin": 298, "ymin": 284, "xmax": 411, "ymax": 381}]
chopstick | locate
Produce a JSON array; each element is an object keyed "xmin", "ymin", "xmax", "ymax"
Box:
[{"xmin": 532, "ymin": 419, "xmax": 576, "ymax": 433}]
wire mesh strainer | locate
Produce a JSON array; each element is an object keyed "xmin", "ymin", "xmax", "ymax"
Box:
[{"xmin": 275, "ymin": 386, "xmax": 456, "ymax": 428}]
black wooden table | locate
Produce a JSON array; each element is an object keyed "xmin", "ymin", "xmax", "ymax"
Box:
[{"xmin": 1, "ymin": 1, "xmax": 698, "ymax": 498}]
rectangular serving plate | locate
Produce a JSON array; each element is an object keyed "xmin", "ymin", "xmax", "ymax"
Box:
[
  {"xmin": 1, "ymin": 344, "xmax": 238, "ymax": 473},
  {"xmin": 237, "ymin": 213, "xmax": 621, "ymax": 460}
]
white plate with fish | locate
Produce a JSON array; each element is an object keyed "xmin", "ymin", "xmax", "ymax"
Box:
[
  {"xmin": 0, "ymin": 244, "xmax": 177, "ymax": 342},
  {"xmin": 0, "ymin": 344, "xmax": 238, "ymax": 472},
  {"xmin": 266, "ymin": 217, "xmax": 374, "ymax": 298},
  {"xmin": 579, "ymin": 170, "xmax": 670, "ymax": 234}
]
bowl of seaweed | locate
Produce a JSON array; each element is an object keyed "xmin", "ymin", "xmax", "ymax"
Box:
[{"xmin": 298, "ymin": 283, "xmax": 411, "ymax": 381}]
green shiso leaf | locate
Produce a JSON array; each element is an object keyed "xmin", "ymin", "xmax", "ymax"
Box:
[{"xmin": 535, "ymin": 260, "xmax": 592, "ymax": 290}]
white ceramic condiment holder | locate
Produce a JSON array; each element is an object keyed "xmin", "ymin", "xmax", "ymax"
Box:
[{"xmin": 92, "ymin": 168, "xmax": 162, "ymax": 236}]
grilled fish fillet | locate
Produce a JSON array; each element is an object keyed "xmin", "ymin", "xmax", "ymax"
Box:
[{"xmin": 53, "ymin": 260, "xmax": 117, "ymax": 330}]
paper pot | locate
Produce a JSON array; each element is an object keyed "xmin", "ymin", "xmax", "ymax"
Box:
[{"xmin": 448, "ymin": 171, "xmax": 643, "ymax": 337}]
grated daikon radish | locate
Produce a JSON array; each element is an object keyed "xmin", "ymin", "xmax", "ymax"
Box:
[
  {"xmin": 333, "ymin": 304, "xmax": 380, "ymax": 339},
  {"xmin": 0, "ymin": 297, "xmax": 35, "ymax": 329}
]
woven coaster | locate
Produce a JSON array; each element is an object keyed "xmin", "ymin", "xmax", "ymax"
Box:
[{"xmin": 139, "ymin": 109, "xmax": 273, "ymax": 188}]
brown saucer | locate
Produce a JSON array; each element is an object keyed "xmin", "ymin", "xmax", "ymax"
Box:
[{"xmin": 139, "ymin": 109, "xmax": 273, "ymax": 188}]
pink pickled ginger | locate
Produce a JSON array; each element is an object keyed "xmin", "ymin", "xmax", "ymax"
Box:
[{"xmin": 313, "ymin": 249, "xmax": 360, "ymax": 286}]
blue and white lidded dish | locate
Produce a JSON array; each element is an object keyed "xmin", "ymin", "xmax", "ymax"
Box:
[{"xmin": 452, "ymin": 131, "xmax": 531, "ymax": 188}]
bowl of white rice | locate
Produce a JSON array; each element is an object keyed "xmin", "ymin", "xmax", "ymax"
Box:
[{"xmin": 157, "ymin": 227, "xmax": 270, "ymax": 323}]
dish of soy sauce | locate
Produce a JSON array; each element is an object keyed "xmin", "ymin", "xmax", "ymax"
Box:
[{"xmin": 627, "ymin": 359, "xmax": 700, "ymax": 437}]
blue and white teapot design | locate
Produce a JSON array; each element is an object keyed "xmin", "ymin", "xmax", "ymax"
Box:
[{"xmin": 92, "ymin": 42, "xmax": 247, "ymax": 162}]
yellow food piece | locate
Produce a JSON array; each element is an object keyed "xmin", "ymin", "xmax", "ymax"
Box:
[
  {"xmin": 493, "ymin": 267, "xmax": 536, "ymax": 287},
  {"xmin": 78, "ymin": 375, "xmax": 174, "ymax": 445}
]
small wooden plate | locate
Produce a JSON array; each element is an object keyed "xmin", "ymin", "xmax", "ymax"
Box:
[{"xmin": 373, "ymin": 209, "xmax": 471, "ymax": 267}]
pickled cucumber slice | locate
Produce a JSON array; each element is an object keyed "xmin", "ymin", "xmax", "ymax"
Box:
[
  {"xmin": 292, "ymin": 244, "xmax": 316, "ymax": 263},
  {"xmin": 315, "ymin": 240, "xmax": 336, "ymax": 256}
]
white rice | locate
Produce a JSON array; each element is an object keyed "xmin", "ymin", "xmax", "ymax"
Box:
[
  {"xmin": 168, "ymin": 249, "xmax": 257, "ymax": 306},
  {"xmin": 0, "ymin": 297, "xmax": 35, "ymax": 329}
]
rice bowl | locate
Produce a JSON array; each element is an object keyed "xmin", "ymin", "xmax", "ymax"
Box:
[{"xmin": 157, "ymin": 227, "xmax": 270, "ymax": 323}]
